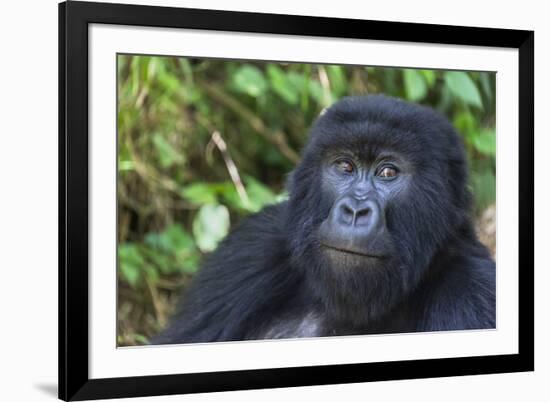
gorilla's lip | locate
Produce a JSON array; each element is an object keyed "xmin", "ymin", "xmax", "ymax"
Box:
[{"xmin": 321, "ymin": 243, "xmax": 385, "ymax": 259}]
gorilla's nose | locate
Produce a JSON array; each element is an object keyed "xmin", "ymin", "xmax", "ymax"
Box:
[
  {"xmin": 319, "ymin": 197, "xmax": 386, "ymax": 254},
  {"xmin": 334, "ymin": 198, "xmax": 380, "ymax": 228}
]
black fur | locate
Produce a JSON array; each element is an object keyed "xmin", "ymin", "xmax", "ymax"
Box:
[{"xmin": 152, "ymin": 95, "xmax": 495, "ymax": 344}]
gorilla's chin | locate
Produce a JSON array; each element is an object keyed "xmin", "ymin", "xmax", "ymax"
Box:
[
  {"xmin": 321, "ymin": 245, "xmax": 385, "ymax": 270},
  {"xmin": 310, "ymin": 249, "xmax": 407, "ymax": 326}
]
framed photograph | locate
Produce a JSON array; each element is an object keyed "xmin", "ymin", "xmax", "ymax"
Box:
[{"xmin": 59, "ymin": 1, "xmax": 534, "ymax": 400}]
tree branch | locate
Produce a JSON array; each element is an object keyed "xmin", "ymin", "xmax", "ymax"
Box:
[{"xmin": 197, "ymin": 78, "xmax": 300, "ymax": 164}]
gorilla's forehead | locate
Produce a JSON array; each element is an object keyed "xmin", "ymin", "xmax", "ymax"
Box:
[
  {"xmin": 308, "ymin": 119, "xmax": 428, "ymax": 164},
  {"xmin": 306, "ymin": 95, "xmax": 455, "ymax": 164}
]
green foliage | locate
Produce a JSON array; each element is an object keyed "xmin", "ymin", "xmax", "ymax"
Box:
[
  {"xmin": 243, "ymin": 176, "xmax": 278, "ymax": 212},
  {"xmin": 118, "ymin": 244, "xmax": 145, "ymax": 288},
  {"xmin": 192, "ymin": 204, "xmax": 230, "ymax": 252},
  {"xmin": 145, "ymin": 224, "xmax": 199, "ymax": 273},
  {"xmin": 180, "ymin": 178, "xmax": 277, "ymax": 213},
  {"xmin": 444, "ymin": 71, "xmax": 483, "ymax": 108},
  {"xmin": 471, "ymin": 169, "xmax": 496, "ymax": 213},
  {"xmin": 118, "ymin": 224, "xmax": 199, "ymax": 288},
  {"xmin": 232, "ymin": 65, "xmax": 268, "ymax": 97},
  {"xmin": 116, "ymin": 55, "xmax": 496, "ymax": 345},
  {"xmin": 152, "ymin": 133, "xmax": 185, "ymax": 168},
  {"xmin": 181, "ymin": 183, "xmax": 219, "ymax": 205},
  {"xmin": 472, "ymin": 129, "xmax": 496, "ymax": 156},
  {"xmin": 267, "ymin": 65, "xmax": 300, "ymax": 105},
  {"xmin": 327, "ymin": 66, "xmax": 347, "ymax": 97},
  {"xmin": 403, "ymin": 69, "xmax": 427, "ymax": 101}
]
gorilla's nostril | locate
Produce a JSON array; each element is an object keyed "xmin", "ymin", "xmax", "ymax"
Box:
[
  {"xmin": 337, "ymin": 203, "xmax": 355, "ymax": 225},
  {"xmin": 354, "ymin": 207, "xmax": 371, "ymax": 226},
  {"xmin": 342, "ymin": 204, "xmax": 355, "ymax": 216}
]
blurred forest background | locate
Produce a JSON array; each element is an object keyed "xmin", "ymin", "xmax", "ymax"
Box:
[{"xmin": 117, "ymin": 55, "xmax": 496, "ymax": 346}]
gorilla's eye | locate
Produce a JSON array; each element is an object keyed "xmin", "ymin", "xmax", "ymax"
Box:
[
  {"xmin": 378, "ymin": 166, "xmax": 398, "ymax": 178},
  {"xmin": 334, "ymin": 159, "xmax": 355, "ymax": 174}
]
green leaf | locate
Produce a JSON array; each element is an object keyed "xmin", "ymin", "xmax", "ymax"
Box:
[
  {"xmin": 118, "ymin": 244, "xmax": 144, "ymax": 287},
  {"xmin": 157, "ymin": 71, "xmax": 180, "ymax": 94},
  {"xmin": 152, "ymin": 134, "xmax": 183, "ymax": 168},
  {"xmin": 286, "ymin": 72, "xmax": 308, "ymax": 94},
  {"xmin": 144, "ymin": 264, "xmax": 160, "ymax": 282},
  {"xmin": 144, "ymin": 232, "xmax": 163, "ymax": 249},
  {"xmin": 420, "ymin": 69, "xmax": 436, "ymax": 87},
  {"xmin": 216, "ymin": 178, "xmax": 278, "ymax": 213},
  {"xmin": 143, "ymin": 224, "xmax": 199, "ymax": 275},
  {"xmin": 130, "ymin": 56, "xmax": 140, "ymax": 96},
  {"xmin": 471, "ymin": 171, "xmax": 496, "ymax": 212},
  {"xmin": 444, "ymin": 71, "xmax": 483, "ymax": 108},
  {"xmin": 133, "ymin": 334, "xmax": 149, "ymax": 345},
  {"xmin": 308, "ymin": 81, "xmax": 325, "ymax": 104},
  {"xmin": 219, "ymin": 185, "xmax": 247, "ymax": 211},
  {"xmin": 145, "ymin": 249, "xmax": 172, "ymax": 274},
  {"xmin": 326, "ymin": 66, "xmax": 347, "ymax": 97},
  {"xmin": 267, "ymin": 65, "xmax": 299, "ymax": 105},
  {"xmin": 181, "ymin": 183, "xmax": 218, "ymax": 205},
  {"xmin": 453, "ymin": 111, "xmax": 476, "ymax": 134},
  {"xmin": 231, "ymin": 65, "xmax": 267, "ymax": 97},
  {"xmin": 179, "ymin": 253, "xmax": 200, "ymax": 274},
  {"xmin": 453, "ymin": 111, "xmax": 477, "ymax": 144},
  {"xmin": 192, "ymin": 204, "xmax": 230, "ymax": 252},
  {"xmin": 472, "ymin": 129, "xmax": 496, "ymax": 156},
  {"xmin": 403, "ymin": 69, "xmax": 427, "ymax": 101},
  {"xmin": 245, "ymin": 176, "xmax": 277, "ymax": 212},
  {"xmin": 479, "ymin": 73, "xmax": 494, "ymax": 103},
  {"xmin": 165, "ymin": 224, "xmax": 195, "ymax": 251},
  {"xmin": 118, "ymin": 160, "xmax": 135, "ymax": 171}
]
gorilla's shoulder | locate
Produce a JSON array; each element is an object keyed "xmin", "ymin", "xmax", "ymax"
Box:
[
  {"xmin": 230, "ymin": 201, "xmax": 287, "ymax": 235},
  {"xmin": 192, "ymin": 201, "xmax": 290, "ymax": 281},
  {"xmin": 419, "ymin": 251, "xmax": 496, "ymax": 331},
  {"xmin": 213, "ymin": 201, "xmax": 288, "ymax": 255}
]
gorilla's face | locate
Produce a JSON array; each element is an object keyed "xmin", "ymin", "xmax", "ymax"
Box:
[
  {"xmin": 318, "ymin": 148, "xmax": 412, "ymax": 270},
  {"xmin": 286, "ymin": 95, "xmax": 470, "ymax": 324}
]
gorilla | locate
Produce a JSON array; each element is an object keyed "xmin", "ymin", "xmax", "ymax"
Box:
[{"xmin": 153, "ymin": 95, "xmax": 496, "ymax": 344}]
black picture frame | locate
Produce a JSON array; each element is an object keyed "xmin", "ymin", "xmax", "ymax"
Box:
[{"xmin": 59, "ymin": 1, "xmax": 534, "ymax": 400}]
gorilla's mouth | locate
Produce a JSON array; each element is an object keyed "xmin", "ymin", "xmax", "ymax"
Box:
[{"xmin": 321, "ymin": 243, "xmax": 385, "ymax": 259}]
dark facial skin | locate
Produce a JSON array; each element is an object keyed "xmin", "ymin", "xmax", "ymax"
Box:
[{"xmin": 319, "ymin": 151, "xmax": 411, "ymax": 268}]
